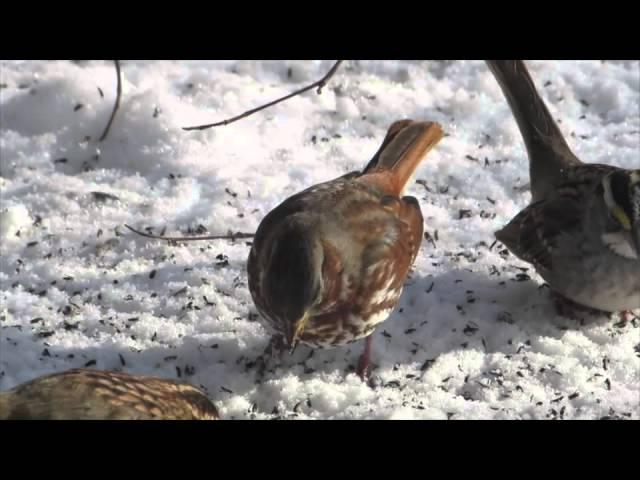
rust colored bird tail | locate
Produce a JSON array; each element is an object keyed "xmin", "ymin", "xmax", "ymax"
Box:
[{"xmin": 363, "ymin": 120, "xmax": 445, "ymax": 195}]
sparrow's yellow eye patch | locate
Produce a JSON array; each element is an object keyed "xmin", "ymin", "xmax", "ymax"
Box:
[{"xmin": 611, "ymin": 205, "xmax": 632, "ymax": 230}]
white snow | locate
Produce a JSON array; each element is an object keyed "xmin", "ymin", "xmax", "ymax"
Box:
[
  {"xmin": 0, "ymin": 204, "xmax": 31, "ymax": 241},
  {"xmin": 1, "ymin": 60, "xmax": 638, "ymax": 420}
]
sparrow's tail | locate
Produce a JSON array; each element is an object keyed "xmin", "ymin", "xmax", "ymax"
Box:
[
  {"xmin": 486, "ymin": 60, "xmax": 582, "ymax": 201},
  {"xmin": 363, "ymin": 120, "xmax": 444, "ymax": 195}
]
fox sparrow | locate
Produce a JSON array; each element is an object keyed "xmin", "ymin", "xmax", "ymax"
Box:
[
  {"xmin": 0, "ymin": 368, "xmax": 219, "ymax": 420},
  {"xmin": 248, "ymin": 119, "xmax": 444, "ymax": 378}
]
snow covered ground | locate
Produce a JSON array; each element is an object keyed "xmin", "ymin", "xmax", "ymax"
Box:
[{"xmin": 1, "ymin": 60, "xmax": 638, "ymax": 420}]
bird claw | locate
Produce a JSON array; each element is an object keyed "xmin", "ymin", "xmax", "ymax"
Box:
[
  {"xmin": 619, "ymin": 310, "xmax": 638, "ymax": 326},
  {"xmin": 356, "ymin": 360, "xmax": 370, "ymax": 381}
]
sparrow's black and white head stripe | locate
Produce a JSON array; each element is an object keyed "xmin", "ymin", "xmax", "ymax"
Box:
[{"xmin": 602, "ymin": 170, "xmax": 636, "ymax": 230}]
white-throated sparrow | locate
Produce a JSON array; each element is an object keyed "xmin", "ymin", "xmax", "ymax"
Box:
[{"xmin": 487, "ymin": 60, "xmax": 639, "ymax": 313}]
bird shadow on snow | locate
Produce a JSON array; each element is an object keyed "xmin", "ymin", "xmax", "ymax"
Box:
[
  {"xmin": 216, "ymin": 266, "xmax": 620, "ymax": 389},
  {"xmin": 390, "ymin": 267, "xmax": 618, "ymax": 363},
  {"xmin": 2, "ymin": 249, "xmax": 627, "ymax": 418}
]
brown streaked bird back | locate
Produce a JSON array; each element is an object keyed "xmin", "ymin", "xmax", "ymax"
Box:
[{"xmin": 0, "ymin": 368, "xmax": 219, "ymax": 420}]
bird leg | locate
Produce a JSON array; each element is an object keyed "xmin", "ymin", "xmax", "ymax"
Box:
[
  {"xmin": 356, "ymin": 335, "xmax": 374, "ymax": 380},
  {"xmin": 619, "ymin": 310, "xmax": 638, "ymax": 326}
]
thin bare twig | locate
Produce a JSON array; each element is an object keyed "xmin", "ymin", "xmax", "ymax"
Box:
[
  {"xmin": 99, "ymin": 60, "xmax": 122, "ymax": 142},
  {"xmin": 124, "ymin": 224, "xmax": 254, "ymax": 242},
  {"xmin": 183, "ymin": 60, "xmax": 344, "ymax": 131}
]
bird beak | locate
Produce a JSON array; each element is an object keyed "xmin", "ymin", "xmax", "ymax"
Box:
[{"xmin": 286, "ymin": 311, "xmax": 311, "ymax": 354}]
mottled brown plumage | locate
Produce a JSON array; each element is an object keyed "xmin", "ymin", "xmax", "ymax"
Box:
[
  {"xmin": 248, "ymin": 120, "xmax": 444, "ymax": 377},
  {"xmin": 0, "ymin": 368, "xmax": 219, "ymax": 420}
]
